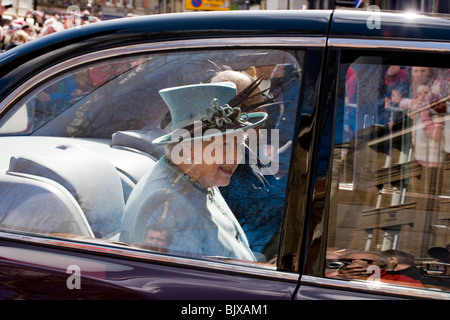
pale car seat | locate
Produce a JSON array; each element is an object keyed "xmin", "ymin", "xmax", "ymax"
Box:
[
  {"xmin": 111, "ymin": 128, "xmax": 166, "ymax": 161},
  {"xmin": 8, "ymin": 145, "xmax": 125, "ymax": 238},
  {"xmin": 87, "ymin": 143, "xmax": 157, "ymax": 202},
  {"xmin": 0, "ymin": 172, "xmax": 94, "ymax": 237}
]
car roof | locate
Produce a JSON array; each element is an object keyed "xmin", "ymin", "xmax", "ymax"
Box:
[
  {"xmin": 0, "ymin": 9, "xmax": 448, "ymax": 98},
  {"xmin": 0, "ymin": 10, "xmax": 331, "ymax": 97},
  {"xmin": 331, "ymin": 9, "xmax": 450, "ymax": 42},
  {"xmin": 1, "ymin": 9, "xmax": 449, "ymax": 64},
  {"xmin": 0, "ymin": 10, "xmax": 332, "ymax": 65}
]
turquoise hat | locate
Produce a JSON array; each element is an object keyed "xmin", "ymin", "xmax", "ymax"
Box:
[{"xmin": 152, "ymin": 82, "xmax": 267, "ymax": 145}]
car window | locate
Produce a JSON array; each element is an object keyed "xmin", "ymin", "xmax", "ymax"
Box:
[
  {"xmin": 327, "ymin": 53, "xmax": 450, "ymax": 292},
  {"xmin": 0, "ymin": 47, "xmax": 303, "ymax": 268},
  {"xmin": 0, "ymin": 57, "xmax": 143, "ymax": 136}
]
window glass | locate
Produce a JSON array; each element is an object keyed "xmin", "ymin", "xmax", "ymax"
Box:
[
  {"xmin": 327, "ymin": 55, "xmax": 450, "ymax": 292},
  {"xmin": 0, "ymin": 48, "xmax": 303, "ymax": 268},
  {"xmin": 0, "ymin": 56, "xmax": 144, "ymax": 136}
]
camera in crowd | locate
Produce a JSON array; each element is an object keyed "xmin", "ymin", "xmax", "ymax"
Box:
[{"xmin": 327, "ymin": 260, "xmax": 352, "ymax": 269}]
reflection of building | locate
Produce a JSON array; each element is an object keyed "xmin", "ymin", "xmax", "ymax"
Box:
[
  {"xmin": 354, "ymin": 137, "xmax": 449, "ymax": 258},
  {"xmin": 333, "ymin": 110, "xmax": 450, "ymax": 259},
  {"xmin": 2, "ymin": 0, "xmax": 33, "ymax": 17},
  {"xmin": 328, "ymin": 61, "xmax": 450, "ymax": 261}
]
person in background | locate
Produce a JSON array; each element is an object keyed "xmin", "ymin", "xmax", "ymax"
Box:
[
  {"xmin": 141, "ymin": 224, "xmax": 173, "ymax": 252},
  {"xmin": 333, "ymin": 250, "xmax": 424, "ymax": 287},
  {"xmin": 5, "ymin": 29, "xmax": 29, "ymax": 50},
  {"xmin": 382, "ymin": 250, "xmax": 421, "ymax": 280}
]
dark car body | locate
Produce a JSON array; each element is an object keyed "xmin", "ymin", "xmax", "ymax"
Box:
[{"xmin": 0, "ymin": 9, "xmax": 449, "ymax": 301}]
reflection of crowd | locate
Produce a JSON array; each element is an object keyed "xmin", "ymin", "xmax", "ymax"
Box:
[
  {"xmin": 326, "ymin": 246, "xmax": 450, "ymax": 289},
  {"xmin": 409, "ymin": 68, "xmax": 450, "ymax": 166},
  {"xmin": 385, "ymin": 66, "xmax": 450, "ymax": 194},
  {"xmin": 345, "ymin": 64, "xmax": 450, "ymax": 193},
  {"xmin": 383, "ymin": 66, "xmax": 450, "ymax": 169},
  {"xmin": 345, "ymin": 65, "xmax": 450, "ymax": 149},
  {"xmin": 0, "ymin": 5, "xmax": 102, "ymax": 52}
]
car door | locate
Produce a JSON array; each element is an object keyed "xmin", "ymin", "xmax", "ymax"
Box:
[
  {"xmin": 295, "ymin": 10, "xmax": 450, "ymax": 300},
  {"xmin": 0, "ymin": 12, "xmax": 328, "ymax": 300}
]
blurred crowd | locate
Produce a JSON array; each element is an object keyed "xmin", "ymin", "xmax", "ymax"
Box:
[{"xmin": 0, "ymin": 5, "xmax": 102, "ymax": 52}]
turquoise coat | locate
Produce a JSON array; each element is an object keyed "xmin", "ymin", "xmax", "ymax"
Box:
[{"xmin": 121, "ymin": 157, "xmax": 255, "ymax": 261}]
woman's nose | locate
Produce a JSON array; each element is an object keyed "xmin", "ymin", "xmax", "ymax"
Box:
[{"xmin": 225, "ymin": 144, "xmax": 242, "ymax": 164}]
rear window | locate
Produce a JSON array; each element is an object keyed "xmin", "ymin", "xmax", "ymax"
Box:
[{"xmin": 327, "ymin": 53, "xmax": 450, "ymax": 292}]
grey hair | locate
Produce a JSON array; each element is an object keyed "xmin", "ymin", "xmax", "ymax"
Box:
[
  {"xmin": 164, "ymin": 142, "xmax": 176, "ymax": 159},
  {"xmin": 164, "ymin": 139, "xmax": 195, "ymax": 161}
]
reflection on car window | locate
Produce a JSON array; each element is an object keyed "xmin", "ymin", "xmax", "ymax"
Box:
[
  {"xmin": 0, "ymin": 57, "xmax": 143, "ymax": 136},
  {"xmin": 0, "ymin": 48, "xmax": 302, "ymax": 268},
  {"xmin": 328, "ymin": 57, "xmax": 450, "ymax": 292}
]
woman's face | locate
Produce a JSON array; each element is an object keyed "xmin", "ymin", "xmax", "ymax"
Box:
[{"xmin": 181, "ymin": 132, "xmax": 245, "ymax": 188}]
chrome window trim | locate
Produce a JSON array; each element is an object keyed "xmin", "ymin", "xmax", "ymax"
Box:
[
  {"xmin": 328, "ymin": 38, "xmax": 450, "ymax": 52},
  {"xmin": 300, "ymin": 275, "xmax": 450, "ymax": 300},
  {"xmin": 0, "ymin": 36, "xmax": 325, "ymax": 115},
  {"xmin": 0, "ymin": 231, "xmax": 299, "ymax": 282}
]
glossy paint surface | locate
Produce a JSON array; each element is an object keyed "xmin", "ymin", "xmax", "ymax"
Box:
[{"xmin": 0, "ymin": 237, "xmax": 298, "ymax": 299}]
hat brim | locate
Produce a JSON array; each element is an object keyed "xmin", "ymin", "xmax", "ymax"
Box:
[{"xmin": 152, "ymin": 112, "xmax": 268, "ymax": 145}]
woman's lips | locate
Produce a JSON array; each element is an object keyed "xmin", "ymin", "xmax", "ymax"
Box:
[{"xmin": 219, "ymin": 166, "xmax": 234, "ymax": 175}]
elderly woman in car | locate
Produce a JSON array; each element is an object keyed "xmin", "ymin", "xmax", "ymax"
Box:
[{"xmin": 120, "ymin": 81, "xmax": 268, "ymax": 261}]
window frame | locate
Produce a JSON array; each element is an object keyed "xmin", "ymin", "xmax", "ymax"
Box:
[
  {"xmin": 0, "ymin": 36, "xmax": 324, "ymax": 281},
  {"xmin": 313, "ymin": 38, "xmax": 450, "ymax": 299}
]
